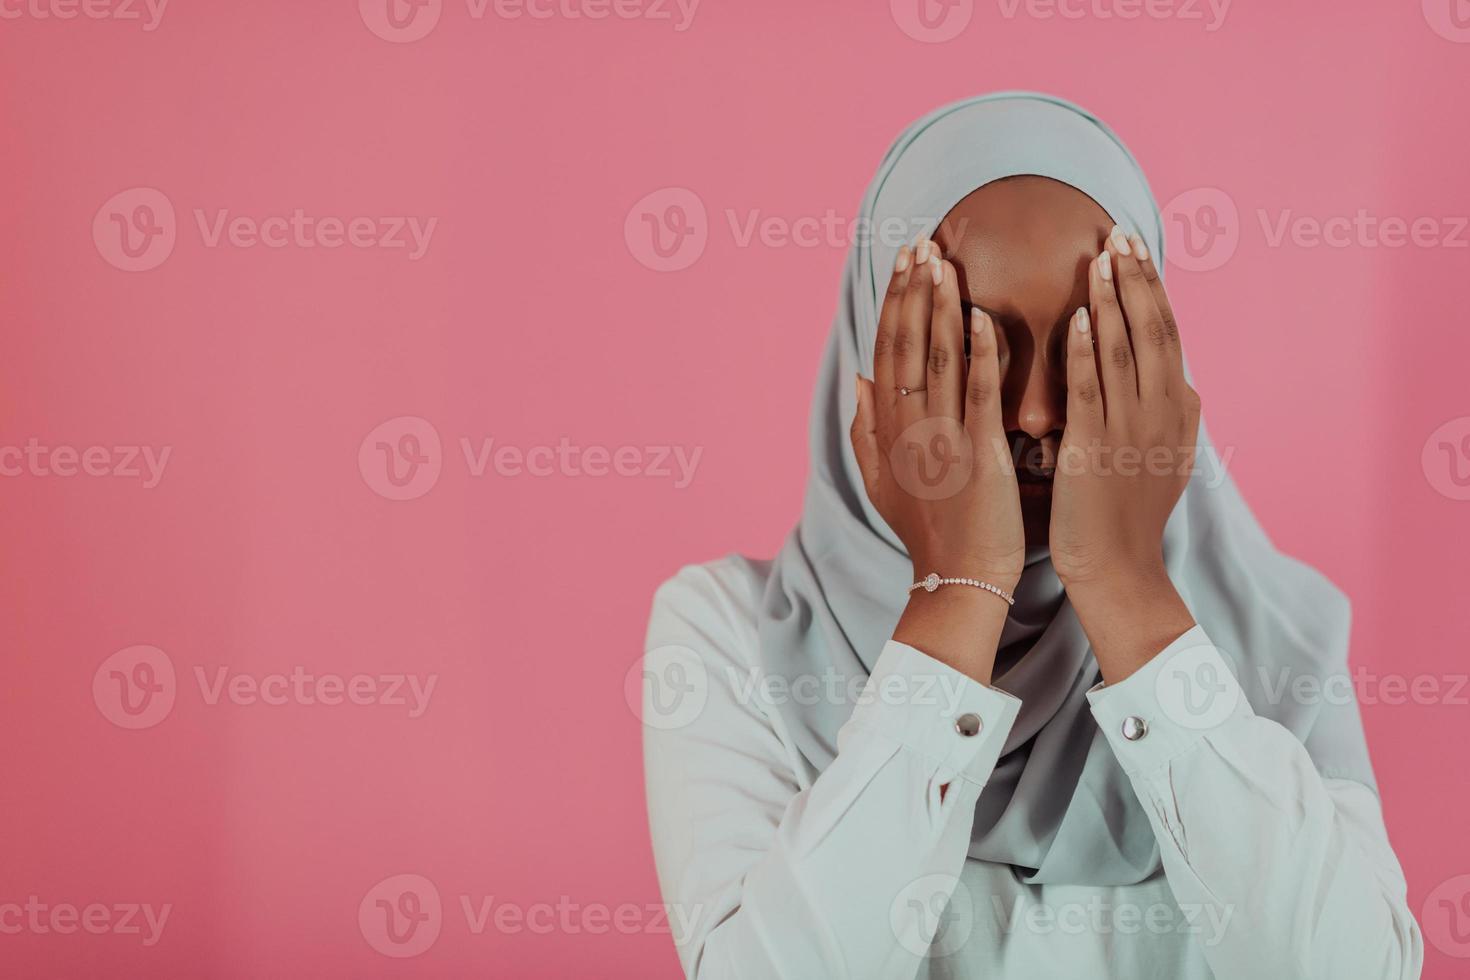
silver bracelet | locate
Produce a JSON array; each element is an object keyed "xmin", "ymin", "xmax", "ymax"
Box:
[{"xmin": 908, "ymin": 571, "xmax": 1016, "ymax": 606}]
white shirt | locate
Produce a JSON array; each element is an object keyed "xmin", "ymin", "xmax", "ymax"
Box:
[{"xmin": 642, "ymin": 556, "xmax": 1423, "ymax": 979}]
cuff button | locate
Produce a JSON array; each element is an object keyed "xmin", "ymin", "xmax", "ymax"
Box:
[
  {"xmin": 955, "ymin": 713, "xmax": 983, "ymax": 737},
  {"xmin": 1121, "ymin": 716, "xmax": 1149, "ymax": 741}
]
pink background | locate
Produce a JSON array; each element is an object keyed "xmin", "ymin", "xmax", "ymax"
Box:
[{"xmin": 3, "ymin": 0, "xmax": 1469, "ymax": 975}]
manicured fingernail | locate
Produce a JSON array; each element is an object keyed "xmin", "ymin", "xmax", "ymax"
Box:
[
  {"xmin": 1098, "ymin": 250, "xmax": 1112, "ymax": 282},
  {"xmin": 1130, "ymin": 234, "xmax": 1150, "ymax": 262},
  {"xmin": 972, "ymin": 312, "xmax": 988, "ymax": 334},
  {"xmin": 1075, "ymin": 307, "xmax": 1090, "ymax": 333},
  {"xmin": 855, "ymin": 373, "xmax": 863, "ymax": 401},
  {"xmin": 916, "ymin": 239, "xmax": 932, "ymax": 264},
  {"xmin": 894, "ymin": 247, "xmax": 911, "ymax": 272},
  {"xmin": 1110, "ymin": 225, "xmax": 1132, "ymax": 255},
  {"xmin": 929, "ymin": 256, "xmax": 943, "ymax": 285}
]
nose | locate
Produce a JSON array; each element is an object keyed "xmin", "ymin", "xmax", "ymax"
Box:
[{"xmin": 1005, "ymin": 350, "xmax": 1063, "ymax": 440}]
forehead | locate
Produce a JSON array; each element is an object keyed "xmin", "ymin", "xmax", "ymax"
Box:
[{"xmin": 934, "ymin": 176, "xmax": 1113, "ymax": 317}]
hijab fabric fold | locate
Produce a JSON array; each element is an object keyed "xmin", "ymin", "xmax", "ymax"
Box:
[{"xmin": 756, "ymin": 91, "xmax": 1376, "ymax": 886}]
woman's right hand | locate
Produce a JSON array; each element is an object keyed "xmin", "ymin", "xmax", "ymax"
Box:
[{"xmin": 850, "ymin": 240, "xmax": 1025, "ymax": 593}]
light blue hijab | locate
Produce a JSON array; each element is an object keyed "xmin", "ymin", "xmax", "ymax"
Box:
[{"xmin": 755, "ymin": 91, "xmax": 1377, "ymax": 886}]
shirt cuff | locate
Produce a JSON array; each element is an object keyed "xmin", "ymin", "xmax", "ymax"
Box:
[
  {"xmin": 840, "ymin": 640, "xmax": 1022, "ymax": 788},
  {"xmin": 1085, "ymin": 624, "xmax": 1255, "ymax": 777}
]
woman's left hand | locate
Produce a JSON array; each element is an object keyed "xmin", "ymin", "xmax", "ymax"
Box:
[{"xmin": 1049, "ymin": 227, "xmax": 1201, "ymax": 681}]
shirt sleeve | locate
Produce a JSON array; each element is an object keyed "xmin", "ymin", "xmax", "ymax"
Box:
[
  {"xmin": 1085, "ymin": 624, "xmax": 1424, "ymax": 979},
  {"xmin": 642, "ymin": 563, "xmax": 1020, "ymax": 980}
]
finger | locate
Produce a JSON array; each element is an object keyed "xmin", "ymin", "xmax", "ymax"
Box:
[
  {"xmin": 1106, "ymin": 226, "xmax": 1169, "ymax": 404},
  {"xmin": 873, "ymin": 245, "xmax": 914, "ymax": 396},
  {"xmin": 1090, "ymin": 246, "xmax": 1136, "ymax": 418},
  {"xmin": 964, "ymin": 312, "xmax": 1006, "ymax": 454},
  {"xmin": 1130, "ymin": 232, "xmax": 1186, "ymax": 396},
  {"xmin": 894, "ymin": 239, "xmax": 941, "ymax": 412},
  {"xmin": 849, "ymin": 373, "xmax": 882, "ymax": 501},
  {"xmin": 1065, "ymin": 306, "xmax": 1105, "ymax": 435},
  {"xmin": 927, "ymin": 259, "xmax": 965, "ymax": 420},
  {"xmin": 991, "ymin": 317, "xmax": 1011, "ymax": 425}
]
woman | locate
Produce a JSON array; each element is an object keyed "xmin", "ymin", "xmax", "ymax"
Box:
[{"xmin": 642, "ymin": 92, "xmax": 1422, "ymax": 979}]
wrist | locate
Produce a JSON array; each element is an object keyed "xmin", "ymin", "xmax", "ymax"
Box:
[
  {"xmin": 894, "ymin": 586, "xmax": 1010, "ymax": 686},
  {"xmin": 1061, "ymin": 559, "xmax": 1172, "ymax": 608},
  {"xmin": 1066, "ymin": 568, "xmax": 1195, "ymax": 684},
  {"xmin": 909, "ymin": 557, "xmax": 1022, "ymax": 595}
]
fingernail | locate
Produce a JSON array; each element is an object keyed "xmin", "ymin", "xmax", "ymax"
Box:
[
  {"xmin": 972, "ymin": 312, "xmax": 987, "ymax": 334},
  {"xmin": 894, "ymin": 247, "xmax": 911, "ymax": 272},
  {"xmin": 1075, "ymin": 307, "xmax": 1090, "ymax": 333},
  {"xmin": 855, "ymin": 373, "xmax": 863, "ymax": 401},
  {"xmin": 1098, "ymin": 250, "xmax": 1112, "ymax": 282},
  {"xmin": 1110, "ymin": 225, "xmax": 1132, "ymax": 256},
  {"xmin": 930, "ymin": 256, "xmax": 943, "ymax": 286},
  {"xmin": 916, "ymin": 239, "xmax": 932, "ymax": 264},
  {"xmin": 1131, "ymin": 234, "xmax": 1149, "ymax": 261}
]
